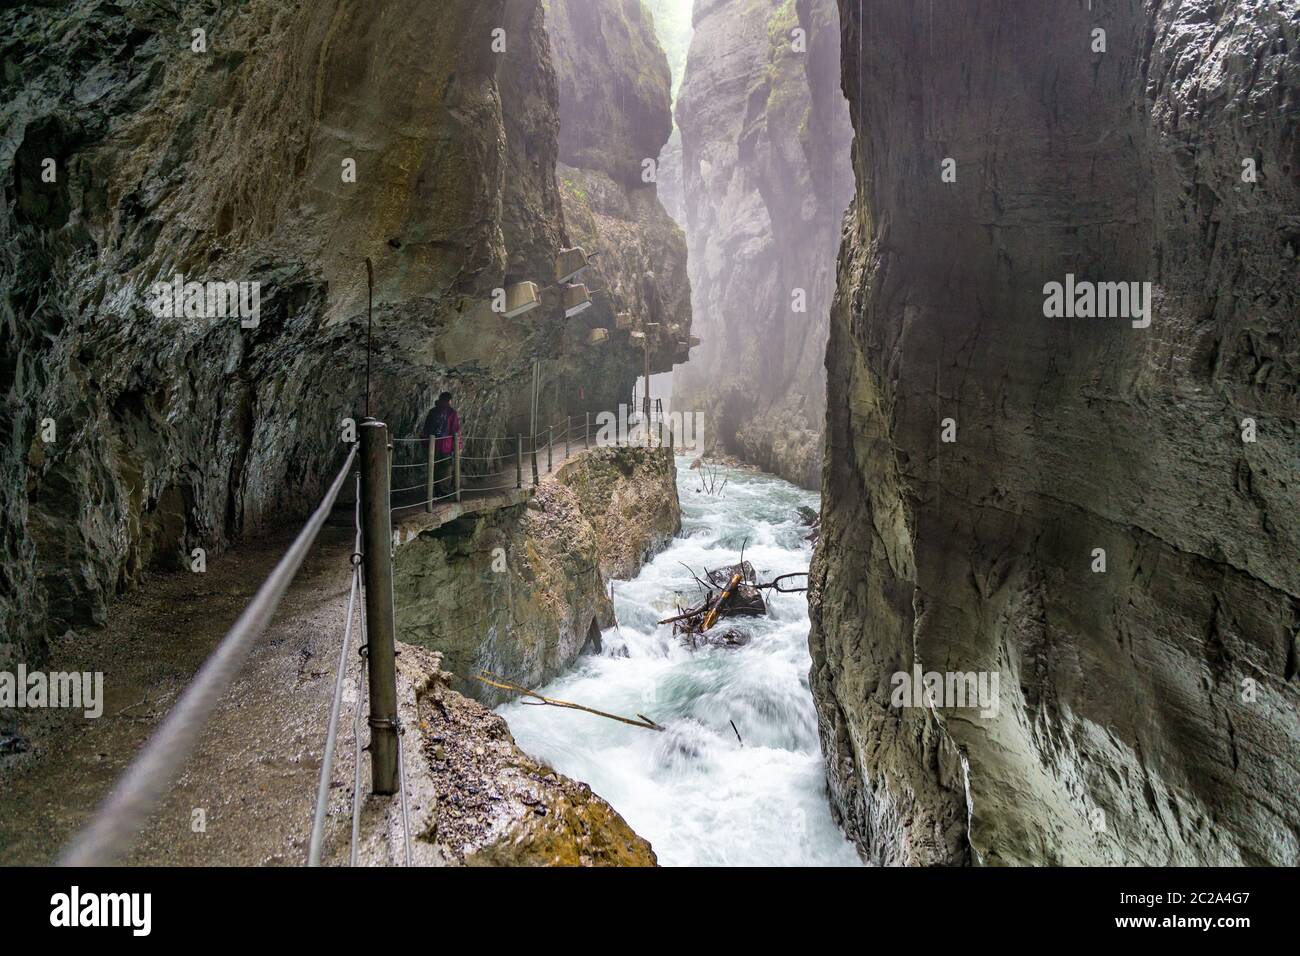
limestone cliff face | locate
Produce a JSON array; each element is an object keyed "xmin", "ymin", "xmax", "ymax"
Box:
[
  {"xmin": 641, "ymin": 0, "xmax": 694, "ymax": 225},
  {"xmin": 544, "ymin": 0, "xmax": 691, "ymax": 386},
  {"xmin": 810, "ymin": 0, "xmax": 1300, "ymax": 865},
  {"xmin": 0, "ymin": 0, "xmax": 656, "ymax": 665},
  {"xmin": 673, "ymin": 0, "xmax": 852, "ymax": 488},
  {"xmin": 394, "ymin": 481, "xmax": 614, "ymax": 707},
  {"xmin": 557, "ymin": 445, "xmax": 682, "ymax": 580},
  {"xmin": 393, "ymin": 446, "xmax": 679, "ymax": 705}
]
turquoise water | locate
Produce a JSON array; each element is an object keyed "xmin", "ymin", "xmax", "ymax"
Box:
[{"xmin": 498, "ymin": 457, "xmax": 862, "ymax": 866}]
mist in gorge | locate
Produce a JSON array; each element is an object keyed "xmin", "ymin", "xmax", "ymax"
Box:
[{"xmin": 0, "ymin": 0, "xmax": 1295, "ymax": 932}]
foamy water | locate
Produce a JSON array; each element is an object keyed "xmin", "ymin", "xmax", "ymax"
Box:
[{"xmin": 498, "ymin": 457, "xmax": 862, "ymax": 866}]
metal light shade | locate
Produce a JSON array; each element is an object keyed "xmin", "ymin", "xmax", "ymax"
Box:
[
  {"xmin": 555, "ymin": 246, "xmax": 589, "ymax": 284},
  {"xmin": 503, "ymin": 281, "xmax": 540, "ymax": 318},
  {"xmin": 562, "ymin": 283, "xmax": 592, "ymax": 318}
]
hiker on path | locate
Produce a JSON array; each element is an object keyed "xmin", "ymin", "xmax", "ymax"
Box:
[{"xmin": 420, "ymin": 392, "xmax": 461, "ymax": 498}]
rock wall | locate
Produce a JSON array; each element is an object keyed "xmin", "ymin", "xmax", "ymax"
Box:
[
  {"xmin": 544, "ymin": 0, "xmax": 691, "ymax": 388},
  {"xmin": 641, "ymin": 0, "xmax": 694, "ymax": 225},
  {"xmin": 394, "ymin": 445, "xmax": 679, "ymax": 705},
  {"xmin": 557, "ymin": 445, "xmax": 682, "ymax": 579},
  {"xmin": 0, "ymin": 0, "xmax": 667, "ymax": 665},
  {"xmin": 672, "ymin": 0, "xmax": 852, "ymax": 488},
  {"xmin": 810, "ymin": 0, "xmax": 1300, "ymax": 865},
  {"xmin": 405, "ymin": 645, "xmax": 657, "ymax": 866}
]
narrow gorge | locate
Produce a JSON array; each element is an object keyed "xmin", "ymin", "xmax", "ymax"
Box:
[
  {"xmin": 672, "ymin": 0, "xmax": 852, "ymax": 488},
  {"xmin": 811, "ymin": 0, "xmax": 1299, "ymax": 866},
  {"xmin": 0, "ymin": 0, "xmax": 1296, "ymax": 885},
  {"xmin": 1, "ymin": 0, "xmax": 692, "ymax": 865}
]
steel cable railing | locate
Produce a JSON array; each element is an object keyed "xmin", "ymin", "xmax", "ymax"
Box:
[
  {"xmin": 60, "ymin": 408, "xmax": 673, "ymax": 867},
  {"xmin": 307, "ymin": 473, "xmax": 363, "ymax": 866},
  {"xmin": 61, "ymin": 443, "xmax": 360, "ymax": 867},
  {"xmin": 387, "ymin": 409, "xmax": 677, "ymax": 518}
]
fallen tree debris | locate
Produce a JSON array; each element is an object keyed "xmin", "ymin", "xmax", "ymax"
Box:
[
  {"xmin": 659, "ymin": 560, "xmax": 762, "ymax": 636},
  {"xmin": 690, "ymin": 458, "xmax": 728, "ymax": 496},
  {"xmin": 660, "ymin": 558, "xmax": 811, "ymax": 647},
  {"xmin": 471, "ymin": 672, "xmax": 663, "ymax": 732}
]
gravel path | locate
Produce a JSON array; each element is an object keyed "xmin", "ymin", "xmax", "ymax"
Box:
[{"xmin": 0, "ymin": 523, "xmax": 408, "ymax": 865}]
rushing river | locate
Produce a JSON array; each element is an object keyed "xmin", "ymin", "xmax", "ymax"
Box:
[{"xmin": 499, "ymin": 457, "xmax": 862, "ymax": 866}]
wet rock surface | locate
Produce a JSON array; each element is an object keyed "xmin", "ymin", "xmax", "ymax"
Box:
[
  {"xmin": 545, "ymin": 0, "xmax": 691, "ymax": 382},
  {"xmin": 811, "ymin": 0, "xmax": 1300, "ymax": 865},
  {"xmin": 672, "ymin": 0, "xmax": 852, "ymax": 488},
  {"xmin": 556, "ymin": 445, "xmax": 682, "ymax": 579},
  {"xmin": 417, "ymin": 648, "xmax": 656, "ymax": 866},
  {"xmin": 0, "ymin": 0, "xmax": 682, "ymax": 667},
  {"xmin": 393, "ymin": 483, "xmax": 614, "ymax": 708},
  {"xmin": 394, "ymin": 446, "xmax": 679, "ymax": 706}
]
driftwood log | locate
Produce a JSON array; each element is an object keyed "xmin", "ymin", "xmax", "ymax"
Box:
[{"xmin": 659, "ymin": 560, "xmax": 768, "ymax": 637}]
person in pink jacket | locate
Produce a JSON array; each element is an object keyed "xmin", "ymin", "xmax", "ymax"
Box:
[{"xmin": 420, "ymin": 392, "xmax": 461, "ymax": 498}]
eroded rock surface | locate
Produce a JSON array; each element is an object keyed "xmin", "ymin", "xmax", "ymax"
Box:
[
  {"xmin": 544, "ymin": 0, "xmax": 691, "ymax": 381},
  {"xmin": 415, "ymin": 645, "xmax": 655, "ymax": 866},
  {"xmin": 811, "ymin": 0, "xmax": 1300, "ymax": 865},
  {"xmin": 0, "ymin": 0, "xmax": 682, "ymax": 667},
  {"xmin": 394, "ymin": 446, "xmax": 678, "ymax": 704},
  {"xmin": 673, "ymin": 0, "xmax": 852, "ymax": 488},
  {"xmin": 556, "ymin": 444, "xmax": 682, "ymax": 579}
]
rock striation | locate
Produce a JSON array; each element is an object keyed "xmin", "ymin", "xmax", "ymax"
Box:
[
  {"xmin": 810, "ymin": 0, "xmax": 1300, "ymax": 865},
  {"xmin": 672, "ymin": 0, "xmax": 852, "ymax": 488},
  {"xmin": 557, "ymin": 444, "xmax": 682, "ymax": 579}
]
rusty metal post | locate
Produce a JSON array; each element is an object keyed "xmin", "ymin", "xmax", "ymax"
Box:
[
  {"xmin": 359, "ymin": 418, "xmax": 399, "ymax": 795},
  {"xmin": 547, "ymin": 427, "xmax": 553, "ymax": 473},
  {"xmin": 516, "ymin": 435, "xmax": 523, "ymax": 489}
]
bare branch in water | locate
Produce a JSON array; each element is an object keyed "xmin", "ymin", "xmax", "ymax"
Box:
[{"xmin": 471, "ymin": 672, "xmax": 663, "ymax": 731}]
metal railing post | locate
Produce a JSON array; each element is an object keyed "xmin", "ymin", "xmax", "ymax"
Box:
[
  {"xmin": 516, "ymin": 435, "xmax": 523, "ymax": 489},
  {"xmin": 548, "ymin": 427, "xmax": 553, "ymax": 473},
  {"xmin": 453, "ymin": 440, "xmax": 462, "ymax": 503},
  {"xmin": 359, "ymin": 418, "xmax": 399, "ymax": 795},
  {"xmin": 585, "ymin": 411, "xmax": 590, "ymax": 449},
  {"xmin": 425, "ymin": 436, "xmax": 435, "ymax": 513}
]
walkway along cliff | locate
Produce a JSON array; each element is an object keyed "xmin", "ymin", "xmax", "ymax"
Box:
[
  {"xmin": 0, "ymin": 0, "xmax": 690, "ymax": 669},
  {"xmin": 1, "ymin": 0, "xmax": 690, "ymax": 866}
]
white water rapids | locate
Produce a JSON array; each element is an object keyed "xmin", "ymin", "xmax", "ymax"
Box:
[{"xmin": 499, "ymin": 457, "xmax": 862, "ymax": 866}]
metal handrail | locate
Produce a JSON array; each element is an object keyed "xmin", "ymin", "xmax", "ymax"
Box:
[{"xmin": 61, "ymin": 444, "xmax": 360, "ymax": 866}]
